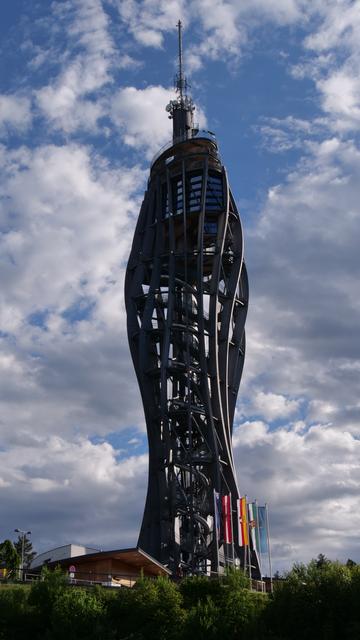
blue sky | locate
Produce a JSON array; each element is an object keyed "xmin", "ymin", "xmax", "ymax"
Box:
[{"xmin": 1, "ymin": 0, "xmax": 360, "ymax": 571}]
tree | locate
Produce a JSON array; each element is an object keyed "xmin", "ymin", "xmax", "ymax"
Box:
[
  {"xmin": 0, "ymin": 539, "xmax": 20, "ymax": 578},
  {"xmin": 14, "ymin": 534, "xmax": 36, "ymax": 569},
  {"xmin": 346, "ymin": 558, "xmax": 357, "ymax": 569},
  {"xmin": 315, "ymin": 553, "xmax": 330, "ymax": 569}
]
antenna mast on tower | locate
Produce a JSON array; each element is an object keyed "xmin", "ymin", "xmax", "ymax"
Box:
[
  {"xmin": 176, "ymin": 20, "xmax": 185, "ymax": 101},
  {"xmin": 166, "ymin": 20, "xmax": 195, "ymax": 142}
]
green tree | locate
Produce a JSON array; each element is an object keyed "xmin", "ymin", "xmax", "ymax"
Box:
[
  {"xmin": 51, "ymin": 587, "xmax": 106, "ymax": 640},
  {"xmin": 0, "ymin": 540, "xmax": 20, "ymax": 578},
  {"xmin": 181, "ymin": 569, "xmax": 266, "ymax": 640},
  {"xmin": 28, "ymin": 565, "xmax": 68, "ymax": 631},
  {"xmin": 315, "ymin": 552, "xmax": 330, "ymax": 568},
  {"xmin": 265, "ymin": 558, "xmax": 356, "ymax": 640},
  {"xmin": 346, "ymin": 558, "xmax": 357, "ymax": 569},
  {"xmin": 0, "ymin": 586, "xmax": 33, "ymax": 640},
  {"xmin": 14, "ymin": 534, "xmax": 36, "ymax": 569},
  {"xmin": 109, "ymin": 576, "xmax": 185, "ymax": 640}
]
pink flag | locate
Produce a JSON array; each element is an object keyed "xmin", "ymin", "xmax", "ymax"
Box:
[{"xmin": 222, "ymin": 494, "xmax": 233, "ymax": 544}]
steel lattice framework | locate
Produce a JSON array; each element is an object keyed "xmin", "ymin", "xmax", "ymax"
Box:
[{"xmin": 125, "ymin": 22, "xmax": 250, "ymax": 575}]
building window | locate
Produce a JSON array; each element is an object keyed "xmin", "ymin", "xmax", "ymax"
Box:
[
  {"xmin": 161, "ymin": 171, "xmax": 223, "ymax": 218},
  {"xmin": 172, "ymin": 177, "xmax": 183, "ymax": 215},
  {"xmin": 206, "ymin": 172, "xmax": 223, "ymax": 211},
  {"xmin": 204, "ymin": 221, "xmax": 218, "ymax": 235},
  {"xmin": 187, "ymin": 173, "xmax": 203, "ymax": 212}
]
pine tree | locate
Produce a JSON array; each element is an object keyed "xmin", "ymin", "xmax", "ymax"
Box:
[
  {"xmin": 14, "ymin": 534, "xmax": 37, "ymax": 569},
  {"xmin": 0, "ymin": 539, "xmax": 20, "ymax": 577}
]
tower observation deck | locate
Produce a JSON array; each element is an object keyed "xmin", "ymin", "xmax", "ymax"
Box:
[{"xmin": 125, "ymin": 22, "xmax": 255, "ymax": 576}]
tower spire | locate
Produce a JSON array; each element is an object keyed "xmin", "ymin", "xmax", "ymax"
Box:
[
  {"xmin": 166, "ymin": 20, "xmax": 195, "ymax": 143},
  {"xmin": 176, "ymin": 20, "xmax": 185, "ymax": 102}
]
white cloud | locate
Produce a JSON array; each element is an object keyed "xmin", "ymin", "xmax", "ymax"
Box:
[
  {"xmin": 0, "ymin": 142, "xmax": 145, "ymax": 437},
  {"xmin": 0, "ymin": 434, "xmax": 148, "ymax": 550},
  {"xmin": 110, "ymin": 85, "xmax": 207, "ymax": 158},
  {"xmin": 240, "ymin": 133, "xmax": 360, "ymax": 446},
  {"xmin": 248, "ymin": 391, "xmax": 301, "ymax": 422},
  {"xmin": 299, "ymin": 1, "xmax": 360, "ymax": 132},
  {"xmin": 111, "ymin": 85, "xmax": 173, "ymax": 157},
  {"xmin": 304, "ymin": 1, "xmax": 360, "ymax": 53},
  {"xmin": 233, "ymin": 421, "xmax": 360, "ymax": 568},
  {"xmin": 35, "ymin": 0, "xmax": 115, "ymax": 132},
  {"xmin": 256, "ymin": 115, "xmax": 329, "ymax": 153},
  {"xmin": 116, "ymin": 0, "xmax": 186, "ymax": 48},
  {"xmin": 115, "ymin": 0, "xmax": 311, "ymax": 70},
  {"xmin": 0, "ymin": 95, "xmax": 32, "ymax": 135},
  {"xmin": 233, "ymin": 128, "xmax": 360, "ymax": 564},
  {"xmin": 318, "ymin": 67, "xmax": 360, "ymax": 130},
  {"xmin": 0, "ymin": 143, "xmax": 141, "ymax": 311},
  {"xmin": 1, "ymin": 0, "xmax": 360, "ymax": 570}
]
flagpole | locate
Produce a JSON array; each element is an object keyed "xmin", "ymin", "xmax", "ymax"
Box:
[
  {"xmin": 255, "ymin": 499, "xmax": 262, "ymax": 579},
  {"xmin": 243, "ymin": 494, "xmax": 248, "ymax": 575},
  {"xmin": 265, "ymin": 503, "xmax": 273, "ymax": 592},
  {"xmin": 246, "ymin": 496, "xmax": 252, "ymax": 589},
  {"xmin": 239, "ymin": 498, "xmax": 246, "ymax": 575},
  {"xmin": 230, "ymin": 492, "xmax": 235, "ymax": 568},
  {"xmin": 243, "ymin": 538, "xmax": 246, "ymax": 575},
  {"xmin": 213, "ymin": 489, "xmax": 220, "ymax": 575}
]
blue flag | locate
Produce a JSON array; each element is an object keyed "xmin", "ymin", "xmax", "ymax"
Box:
[
  {"xmin": 258, "ymin": 506, "xmax": 268, "ymax": 553},
  {"xmin": 214, "ymin": 490, "xmax": 221, "ymax": 539}
]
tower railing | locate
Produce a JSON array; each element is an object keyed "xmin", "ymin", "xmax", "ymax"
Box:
[{"xmin": 150, "ymin": 130, "xmax": 219, "ymax": 168}]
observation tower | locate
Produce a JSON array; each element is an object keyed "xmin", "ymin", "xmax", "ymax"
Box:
[{"xmin": 125, "ymin": 22, "xmax": 253, "ymax": 576}]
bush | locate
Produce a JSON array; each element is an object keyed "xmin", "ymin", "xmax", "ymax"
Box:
[
  {"xmin": 108, "ymin": 576, "xmax": 185, "ymax": 640},
  {"xmin": 0, "ymin": 586, "xmax": 32, "ymax": 640},
  {"xmin": 51, "ymin": 587, "xmax": 105, "ymax": 640},
  {"xmin": 179, "ymin": 575, "xmax": 222, "ymax": 609},
  {"xmin": 181, "ymin": 569, "xmax": 266, "ymax": 640},
  {"xmin": 264, "ymin": 558, "xmax": 360, "ymax": 640},
  {"xmin": 1, "ymin": 558, "xmax": 359, "ymax": 640},
  {"xmin": 28, "ymin": 566, "xmax": 68, "ymax": 631}
]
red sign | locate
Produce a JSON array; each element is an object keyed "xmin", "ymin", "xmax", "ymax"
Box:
[{"xmin": 69, "ymin": 565, "xmax": 76, "ymax": 573}]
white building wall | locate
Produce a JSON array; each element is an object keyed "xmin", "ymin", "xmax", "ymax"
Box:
[{"xmin": 31, "ymin": 544, "xmax": 99, "ymax": 569}]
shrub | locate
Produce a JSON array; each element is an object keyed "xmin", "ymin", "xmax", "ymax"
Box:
[
  {"xmin": 179, "ymin": 575, "xmax": 222, "ymax": 609},
  {"xmin": 0, "ymin": 586, "xmax": 32, "ymax": 640},
  {"xmin": 108, "ymin": 576, "xmax": 185, "ymax": 640},
  {"xmin": 51, "ymin": 587, "xmax": 105, "ymax": 640},
  {"xmin": 265, "ymin": 558, "xmax": 357, "ymax": 640},
  {"xmin": 181, "ymin": 569, "xmax": 267, "ymax": 640},
  {"xmin": 28, "ymin": 566, "xmax": 68, "ymax": 628}
]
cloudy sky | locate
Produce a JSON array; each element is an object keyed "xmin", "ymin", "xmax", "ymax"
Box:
[{"xmin": 1, "ymin": 0, "xmax": 360, "ymax": 572}]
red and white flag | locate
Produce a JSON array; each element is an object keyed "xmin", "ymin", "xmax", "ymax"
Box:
[{"xmin": 222, "ymin": 494, "xmax": 233, "ymax": 544}]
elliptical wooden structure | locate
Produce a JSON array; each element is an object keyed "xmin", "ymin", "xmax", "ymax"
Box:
[{"xmin": 125, "ymin": 22, "xmax": 255, "ymax": 576}]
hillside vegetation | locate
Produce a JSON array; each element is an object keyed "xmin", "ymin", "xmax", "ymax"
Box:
[{"xmin": 0, "ymin": 557, "xmax": 359, "ymax": 639}]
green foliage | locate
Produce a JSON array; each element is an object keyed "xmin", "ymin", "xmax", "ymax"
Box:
[
  {"xmin": 109, "ymin": 575, "xmax": 185, "ymax": 640},
  {"xmin": 0, "ymin": 586, "xmax": 31, "ymax": 640},
  {"xmin": 29, "ymin": 566, "xmax": 68, "ymax": 622},
  {"xmin": 0, "ymin": 559, "xmax": 359, "ymax": 640},
  {"xmin": 0, "ymin": 539, "xmax": 20, "ymax": 578},
  {"xmin": 266, "ymin": 557, "xmax": 360, "ymax": 640},
  {"xmin": 179, "ymin": 574, "xmax": 222, "ymax": 608},
  {"xmin": 14, "ymin": 534, "xmax": 37, "ymax": 569},
  {"xmin": 346, "ymin": 558, "xmax": 357, "ymax": 569},
  {"xmin": 51, "ymin": 587, "xmax": 105, "ymax": 640},
  {"xmin": 182, "ymin": 595, "xmax": 219, "ymax": 640},
  {"xmin": 180, "ymin": 569, "xmax": 266, "ymax": 640}
]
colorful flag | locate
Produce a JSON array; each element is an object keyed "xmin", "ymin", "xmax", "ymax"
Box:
[
  {"xmin": 257, "ymin": 506, "xmax": 269, "ymax": 553},
  {"xmin": 248, "ymin": 502, "xmax": 260, "ymax": 552},
  {"xmin": 213, "ymin": 490, "xmax": 221, "ymax": 540},
  {"xmin": 222, "ymin": 494, "xmax": 233, "ymax": 544},
  {"xmin": 237, "ymin": 496, "xmax": 249, "ymax": 546}
]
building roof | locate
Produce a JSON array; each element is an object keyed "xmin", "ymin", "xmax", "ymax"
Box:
[
  {"xmin": 31, "ymin": 543, "xmax": 100, "ymax": 569},
  {"xmin": 46, "ymin": 547, "xmax": 171, "ymax": 576}
]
